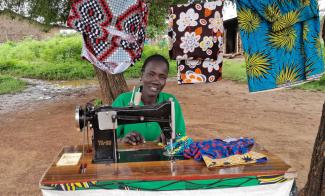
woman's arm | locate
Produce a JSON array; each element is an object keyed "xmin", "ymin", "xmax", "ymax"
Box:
[{"xmin": 172, "ymin": 96, "xmax": 186, "ymax": 137}]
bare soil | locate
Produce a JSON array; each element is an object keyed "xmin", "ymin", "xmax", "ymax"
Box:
[{"xmin": 0, "ymin": 80, "xmax": 324, "ymax": 195}]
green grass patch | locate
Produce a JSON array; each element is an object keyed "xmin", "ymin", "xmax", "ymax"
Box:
[
  {"xmin": 222, "ymin": 58, "xmax": 247, "ymax": 82},
  {"xmin": 295, "ymin": 75, "xmax": 325, "ymax": 92},
  {"xmin": 0, "ymin": 75, "xmax": 27, "ymax": 94}
]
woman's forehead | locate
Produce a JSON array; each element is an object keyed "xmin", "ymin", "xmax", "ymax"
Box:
[{"xmin": 144, "ymin": 61, "xmax": 168, "ymax": 73}]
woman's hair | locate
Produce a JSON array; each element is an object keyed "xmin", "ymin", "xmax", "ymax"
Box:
[{"xmin": 141, "ymin": 54, "xmax": 169, "ymax": 73}]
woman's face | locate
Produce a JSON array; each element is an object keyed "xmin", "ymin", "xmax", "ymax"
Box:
[{"xmin": 141, "ymin": 60, "xmax": 168, "ymax": 97}]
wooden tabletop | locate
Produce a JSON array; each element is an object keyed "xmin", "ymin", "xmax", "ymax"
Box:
[{"xmin": 40, "ymin": 142, "xmax": 292, "ymax": 185}]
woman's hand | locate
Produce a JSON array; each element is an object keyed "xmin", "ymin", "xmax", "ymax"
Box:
[{"xmin": 122, "ymin": 131, "xmax": 145, "ymax": 145}]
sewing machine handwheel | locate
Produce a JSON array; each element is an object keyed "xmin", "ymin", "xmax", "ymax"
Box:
[{"xmin": 75, "ymin": 106, "xmax": 85, "ymax": 132}]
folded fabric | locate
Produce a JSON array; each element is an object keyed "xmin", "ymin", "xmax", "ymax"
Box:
[
  {"xmin": 202, "ymin": 151, "xmax": 267, "ymax": 168},
  {"xmin": 184, "ymin": 138, "xmax": 254, "ymax": 161},
  {"xmin": 67, "ymin": 0, "xmax": 148, "ymax": 74},
  {"xmin": 164, "ymin": 136, "xmax": 194, "ymax": 156},
  {"xmin": 168, "ymin": 1, "xmax": 224, "ymax": 60}
]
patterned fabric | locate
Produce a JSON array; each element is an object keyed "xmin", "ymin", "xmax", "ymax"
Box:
[
  {"xmin": 203, "ymin": 151, "xmax": 267, "ymax": 168},
  {"xmin": 50, "ymin": 181, "xmax": 97, "ymax": 191},
  {"xmin": 168, "ymin": 1, "xmax": 224, "ymax": 84},
  {"xmin": 177, "ymin": 58, "xmax": 222, "ymax": 84},
  {"xmin": 184, "ymin": 138, "xmax": 254, "ymax": 161},
  {"xmin": 236, "ymin": 0, "xmax": 324, "ymax": 92},
  {"xmin": 164, "ymin": 136, "xmax": 194, "ymax": 156},
  {"xmin": 67, "ymin": 0, "xmax": 148, "ymax": 74},
  {"xmin": 168, "ymin": 1, "xmax": 224, "ymax": 60},
  {"xmin": 43, "ymin": 175, "xmax": 287, "ymax": 191}
]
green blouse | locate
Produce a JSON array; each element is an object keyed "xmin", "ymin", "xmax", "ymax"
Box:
[{"xmin": 112, "ymin": 91, "xmax": 186, "ymax": 141}]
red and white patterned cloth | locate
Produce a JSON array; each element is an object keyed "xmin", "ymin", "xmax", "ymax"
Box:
[{"xmin": 67, "ymin": 0, "xmax": 148, "ymax": 74}]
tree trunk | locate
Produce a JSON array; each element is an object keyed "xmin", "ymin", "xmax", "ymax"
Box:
[
  {"xmin": 94, "ymin": 66, "xmax": 128, "ymax": 105},
  {"xmin": 300, "ymin": 101, "xmax": 325, "ymax": 196}
]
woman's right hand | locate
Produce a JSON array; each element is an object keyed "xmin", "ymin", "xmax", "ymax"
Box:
[{"xmin": 122, "ymin": 131, "xmax": 145, "ymax": 145}]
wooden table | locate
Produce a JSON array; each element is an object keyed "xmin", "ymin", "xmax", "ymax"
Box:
[{"xmin": 40, "ymin": 142, "xmax": 296, "ymax": 195}]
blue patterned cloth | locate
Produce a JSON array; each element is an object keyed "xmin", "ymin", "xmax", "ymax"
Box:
[
  {"xmin": 164, "ymin": 136, "xmax": 194, "ymax": 156},
  {"xmin": 236, "ymin": 0, "xmax": 324, "ymax": 92},
  {"xmin": 183, "ymin": 138, "xmax": 254, "ymax": 161}
]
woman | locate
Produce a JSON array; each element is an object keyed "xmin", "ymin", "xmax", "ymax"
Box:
[{"xmin": 112, "ymin": 54, "xmax": 186, "ymax": 145}]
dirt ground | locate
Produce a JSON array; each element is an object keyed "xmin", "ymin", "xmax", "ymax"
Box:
[{"xmin": 0, "ymin": 79, "xmax": 324, "ymax": 195}]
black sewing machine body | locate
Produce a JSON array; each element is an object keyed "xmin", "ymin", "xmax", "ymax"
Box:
[{"xmin": 75, "ymin": 101, "xmax": 175, "ymax": 163}]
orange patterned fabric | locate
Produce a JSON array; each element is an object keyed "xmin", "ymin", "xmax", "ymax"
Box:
[{"xmin": 177, "ymin": 59, "xmax": 222, "ymax": 84}]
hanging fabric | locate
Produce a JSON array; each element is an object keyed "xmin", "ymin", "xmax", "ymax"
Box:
[
  {"xmin": 168, "ymin": 0, "xmax": 225, "ymax": 84},
  {"xmin": 177, "ymin": 56, "xmax": 222, "ymax": 84},
  {"xmin": 67, "ymin": 0, "xmax": 148, "ymax": 74},
  {"xmin": 169, "ymin": 0, "xmax": 224, "ymax": 60},
  {"xmin": 236, "ymin": 0, "xmax": 324, "ymax": 92}
]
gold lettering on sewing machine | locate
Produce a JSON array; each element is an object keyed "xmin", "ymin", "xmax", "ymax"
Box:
[{"xmin": 98, "ymin": 140, "xmax": 112, "ymax": 146}]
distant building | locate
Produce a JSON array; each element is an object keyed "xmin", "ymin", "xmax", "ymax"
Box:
[
  {"xmin": 222, "ymin": 4, "xmax": 243, "ymax": 57},
  {"xmin": 223, "ymin": 17, "xmax": 243, "ymax": 57}
]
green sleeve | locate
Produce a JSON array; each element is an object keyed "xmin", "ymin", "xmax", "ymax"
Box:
[
  {"xmin": 112, "ymin": 93, "xmax": 131, "ymax": 138},
  {"xmin": 172, "ymin": 96, "xmax": 186, "ymax": 137}
]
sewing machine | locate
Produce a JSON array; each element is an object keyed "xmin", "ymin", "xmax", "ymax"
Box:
[{"xmin": 75, "ymin": 100, "xmax": 176, "ymax": 163}]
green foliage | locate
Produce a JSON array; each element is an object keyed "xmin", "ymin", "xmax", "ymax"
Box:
[
  {"xmin": 0, "ymin": 35, "xmax": 94, "ymax": 80},
  {"xmin": 94, "ymin": 98, "xmax": 103, "ymax": 107},
  {"xmin": 0, "ymin": 0, "xmax": 71, "ymax": 25},
  {"xmin": 0, "ymin": 75, "xmax": 27, "ymax": 94},
  {"xmin": 222, "ymin": 59, "xmax": 247, "ymax": 82},
  {"xmin": 0, "ymin": 35, "xmax": 177, "ymax": 80}
]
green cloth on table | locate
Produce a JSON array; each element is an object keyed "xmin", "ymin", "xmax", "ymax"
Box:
[{"xmin": 112, "ymin": 91, "xmax": 186, "ymax": 141}]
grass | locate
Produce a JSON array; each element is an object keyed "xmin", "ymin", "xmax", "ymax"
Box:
[
  {"xmin": 0, "ymin": 75, "xmax": 27, "ymax": 94},
  {"xmin": 222, "ymin": 58, "xmax": 247, "ymax": 82},
  {"xmin": 295, "ymin": 75, "xmax": 325, "ymax": 91}
]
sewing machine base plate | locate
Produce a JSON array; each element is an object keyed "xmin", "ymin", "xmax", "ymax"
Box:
[{"xmin": 118, "ymin": 149, "xmax": 184, "ymax": 163}]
